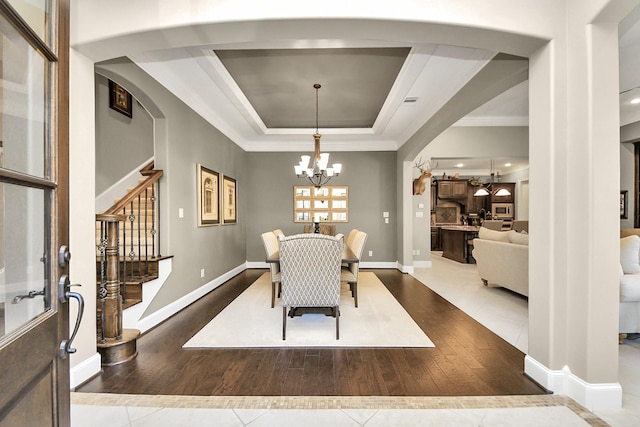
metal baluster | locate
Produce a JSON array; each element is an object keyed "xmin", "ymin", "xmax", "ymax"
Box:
[
  {"xmin": 144, "ymin": 186, "xmax": 149, "ymax": 275},
  {"xmin": 137, "ymin": 193, "xmax": 142, "ymax": 278},
  {"xmin": 151, "ymin": 181, "xmax": 157, "ymax": 258}
]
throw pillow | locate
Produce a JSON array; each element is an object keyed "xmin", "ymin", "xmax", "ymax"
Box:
[
  {"xmin": 479, "ymin": 227, "xmax": 510, "ymax": 242},
  {"xmin": 508, "ymin": 230, "xmax": 529, "ymax": 245},
  {"xmin": 620, "ymin": 235, "xmax": 640, "ymax": 274}
]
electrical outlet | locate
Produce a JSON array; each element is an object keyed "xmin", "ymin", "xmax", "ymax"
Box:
[
  {"xmin": 416, "ymin": 249, "xmax": 420, "ymax": 255},
  {"xmin": 179, "ymin": 208, "xmax": 184, "ymax": 218},
  {"xmin": 385, "ymin": 218, "xmax": 389, "ymax": 224},
  {"xmin": 369, "ymin": 250, "xmax": 373, "ymax": 257},
  {"xmin": 200, "ymin": 268, "xmax": 205, "ymax": 278}
]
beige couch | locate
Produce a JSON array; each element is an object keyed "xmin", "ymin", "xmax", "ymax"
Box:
[
  {"xmin": 619, "ymin": 229, "xmax": 640, "ymax": 338},
  {"xmin": 472, "ymin": 227, "xmax": 529, "ymax": 297}
]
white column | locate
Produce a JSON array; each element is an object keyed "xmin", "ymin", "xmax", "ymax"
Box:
[{"xmin": 526, "ymin": 7, "xmax": 623, "ymax": 410}]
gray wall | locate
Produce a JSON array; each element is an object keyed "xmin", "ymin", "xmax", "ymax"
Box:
[
  {"xmin": 246, "ymin": 151, "xmax": 398, "ymax": 264},
  {"xmin": 95, "ymin": 74, "xmax": 154, "ymax": 195},
  {"xmin": 95, "ymin": 59, "xmax": 247, "ymax": 317}
]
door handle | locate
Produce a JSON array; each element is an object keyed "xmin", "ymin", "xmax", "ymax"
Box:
[
  {"xmin": 58, "ymin": 274, "xmax": 84, "ymax": 359},
  {"xmin": 11, "ymin": 289, "xmax": 45, "ymax": 304}
]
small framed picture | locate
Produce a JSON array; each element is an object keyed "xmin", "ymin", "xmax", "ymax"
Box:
[
  {"xmin": 197, "ymin": 164, "xmax": 220, "ymax": 226},
  {"xmin": 222, "ymin": 175, "xmax": 237, "ymax": 224},
  {"xmin": 109, "ymin": 80, "xmax": 133, "ymax": 118},
  {"xmin": 621, "ymin": 190, "xmax": 628, "ymax": 219}
]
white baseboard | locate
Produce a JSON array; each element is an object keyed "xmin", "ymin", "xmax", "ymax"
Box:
[
  {"xmin": 137, "ymin": 263, "xmax": 247, "ymax": 333},
  {"xmin": 398, "ymin": 262, "xmax": 414, "ymax": 274},
  {"xmin": 70, "ymin": 352, "xmax": 101, "ymax": 389},
  {"xmin": 524, "ymin": 355, "xmax": 622, "ymax": 410}
]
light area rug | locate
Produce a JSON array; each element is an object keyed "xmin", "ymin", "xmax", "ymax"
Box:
[{"xmin": 184, "ymin": 272, "xmax": 434, "ymax": 348}]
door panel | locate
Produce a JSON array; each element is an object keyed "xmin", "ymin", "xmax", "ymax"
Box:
[{"xmin": 0, "ymin": 0, "xmax": 70, "ymax": 425}]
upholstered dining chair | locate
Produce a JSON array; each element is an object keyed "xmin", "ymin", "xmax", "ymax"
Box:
[
  {"xmin": 341, "ymin": 230, "xmax": 368, "ymax": 308},
  {"xmin": 279, "ymin": 233, "xmax": 342, "ymax": 340},
  {"xmin": 345, "ymin": 229, "xmax": 359, "ymax": 248},
  {"xmin": 302, "ymin": 224, "xmax": 337, "ymax": 236},
  {"xmin": 260, "ymin": 231, "xmax": 281, "ymax": 308}
]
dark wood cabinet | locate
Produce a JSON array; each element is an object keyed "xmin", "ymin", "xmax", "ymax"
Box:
[
  {"xmin": 430, "ymin": 227, "xmax": 441, "ymax": 251},
  {"xmin": 437, "ymin": 180, "xmax": 467, "ymax": 199},
  {"xmin": 467, "ymin": 185, "xmax": 488, "ymax": 213},
  {"xmin": 490, "ymin": 182, "xmax": 515, "ymax": 203}
]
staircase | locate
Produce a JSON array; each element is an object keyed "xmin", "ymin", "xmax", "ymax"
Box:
[{"xmin": 95, "ymin": 161, "xmax": 164, "ymax": 365}]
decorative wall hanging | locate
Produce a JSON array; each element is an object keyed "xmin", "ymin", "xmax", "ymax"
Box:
[
  {"xmin": 222, "ymin": 175, "xmax": 237, "ymax": 224},
  {"xmin": 109, "ymin": 80, "xmax": 133, "ymax": 118},
  {"xmin": 197, "ymin": 164, "xmax": 220, "ymax": 226}
]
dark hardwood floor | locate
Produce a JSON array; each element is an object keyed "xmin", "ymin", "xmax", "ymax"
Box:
[{"xmin": 76, "ymin": 269, "xmax": 545, "ymax": 396}]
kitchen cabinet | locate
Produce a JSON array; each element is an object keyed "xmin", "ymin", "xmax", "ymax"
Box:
[
  {"xmin": 431, "ymin": 227, "xmax": 442, "ymax": 251},
  {"xmin": 490, "ymin": 182, "xmax": 515, "ymax": 203},
  {"xmin": 437, "ymin": 180, "xmax": 467, "ymax": 199},
  {"xmin": 467, "ymin": 185, "xmax": 487, "ymax": 213}
]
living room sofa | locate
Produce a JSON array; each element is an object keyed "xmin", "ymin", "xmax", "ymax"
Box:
[
  {"xmin": 619, "ymin": 229, "xmax": 640, "ymax": 339},
  {"xmin": 472, "ymin": 227, "xmax": 529, "ymax": 297}
]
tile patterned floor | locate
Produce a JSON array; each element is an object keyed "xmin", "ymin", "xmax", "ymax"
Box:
[{"xmin": 71, "ymin": 393, "xmax": 606, "ymax": 426}]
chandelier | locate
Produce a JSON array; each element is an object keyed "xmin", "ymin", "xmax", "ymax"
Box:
[
  {"xmin": 294, "ymin": 83, "xmax": 342, "ymax": 188},
  {"xmin": 473, "ymin": 159, "xmax": 511, "ymax": 196}
]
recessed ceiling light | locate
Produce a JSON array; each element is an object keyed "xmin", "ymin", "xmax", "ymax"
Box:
[
  {"xmin": 631, "ymin": 98, "xmax": 640, "ymax": 104},
  {"xmin": 504, "ymin": 163, "xmax": 512, "ymax": 167},
  {"xmin": 456, "ymin": 163, "xmax": 464, "ymax": 168}
]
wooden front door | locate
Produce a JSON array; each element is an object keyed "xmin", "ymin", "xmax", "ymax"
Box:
[{"xmin": 0, "ymin": 1, "xmax": 72, "ymax": 425}]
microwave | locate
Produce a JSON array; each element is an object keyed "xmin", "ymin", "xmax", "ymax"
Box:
[{"xmin": 492, "ymin": 203, "xmax": 514, "ymax": 219}]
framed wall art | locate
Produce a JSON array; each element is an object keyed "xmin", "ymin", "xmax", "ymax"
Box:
[
  {"xmin": 197, "ymin": 164, "xmax": 220, "ymax": 226},
  {"xmin": 222, "ymin": 175, "xmax": 237, "ymax": 224},
  {"xmin": 621, "ymin": 190, "xmax": 628, "ymax": 219},
  {"xmin": 109, "ymin": 79, "xmax": 133, "ymax": 118}
]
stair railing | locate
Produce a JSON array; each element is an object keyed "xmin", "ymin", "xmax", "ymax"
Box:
[{"xmin": 96, "ymin": 161, "xmax": 163, "ymax": 307}]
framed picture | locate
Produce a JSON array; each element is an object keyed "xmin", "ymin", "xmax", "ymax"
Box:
[
  {"xmin": 222, "ymin": 175, "xmax": 237, "ymax": 224},
  {"xmin": 621, "ymin": 190, "xmax": 628, "ymax": 219},
  {"xmin": 197, "ymin": 164, "xmax": 220, "ymax": 226},
  {"xmin": 109, "ymin": 80, "xmax": 133, "ymax": 118}
]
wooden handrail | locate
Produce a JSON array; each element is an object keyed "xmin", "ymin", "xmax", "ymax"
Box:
[{"xmin": 105, "ymin": 161, "xmax": 163, "ymax": 215}]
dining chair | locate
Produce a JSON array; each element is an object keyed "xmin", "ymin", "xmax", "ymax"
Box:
[
  {"xmin": 260, "ymin": 231, "xmax": 281, "ymax": 308},
  {"xmin": 273, "ymin": 229, "xmax": 285, "ymax": 237},
  {"xmin": 279, "ymin": 233, "xmax": 342, "ymax": 340},
  {"xmin": 345, "ymin": 229, "xmax": 359, "ymax": 248},
  {"xmin": 341, "ymin": 230, "xmax": 367, "ymax": 308}
]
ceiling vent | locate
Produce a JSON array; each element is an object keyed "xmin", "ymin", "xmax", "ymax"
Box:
[{"xmin": 403, "ymin": 97, "xmax": 419, "ymax": 103}]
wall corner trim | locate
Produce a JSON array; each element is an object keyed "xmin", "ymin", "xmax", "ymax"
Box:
[
  {"xmin": 524, "ymin": 355, "xmax": 622, "ymax": 410},
  {"xmin": 70, "ymin": 352, "xmax": 101, "ymax": 389}
]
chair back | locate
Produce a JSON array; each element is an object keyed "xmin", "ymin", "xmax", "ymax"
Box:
[
  {"xmin": 302, "ymin": 224, "xmax": 336, "ymax": 236},
  {"xmin": 511, "ymin": 220, "xmax": 528, "ymax": 233},
  {"xmin": 346, "ymin": 229, "xmax": 359, "ymax": 248},
  {"xmin": 260, "ymin": 231, "xmax": 280, "ymax": 279},
  {"xmin": 279, "ymin": 234, "xmax": 342, "ymax": 307},
  {"xmin": 273, "ymin": 229, "xmax": 285, "ymax": 238},
  {"xmin": 347, "ymin": 231, "xmax": 368, "ymax": 277},
  {"xmin": 482, "ymin": 220, "xmax": 504, "ymax": 231}
]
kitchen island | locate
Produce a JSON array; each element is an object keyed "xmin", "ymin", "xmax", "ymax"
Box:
[{"xmin": 440, "ymin": 225, "xmax": 480, "ymax": 263}]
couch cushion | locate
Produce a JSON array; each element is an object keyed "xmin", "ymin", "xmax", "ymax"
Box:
[
  {"xmin": 479, "ymin": 227, "xmax": 510, "ymax": 242},
  {"xmin": 508, "ymin": 230, "xmax": 529, "ymax": 246},
  {"xmin": 620, "ymin": 274, "xmax": 640, "ymax": 302},
  {"xmin": 620, "ymin": 235, "xmax": 640, "ymax": 274}
]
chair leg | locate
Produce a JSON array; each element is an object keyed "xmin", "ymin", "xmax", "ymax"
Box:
[
  {"xmin": 271, "ymin": 282, "xmax": 276, "ymax": 308},
  {"xmin": 282, "ymin": 306, "xmax": 287, "ymax": 340},
  {"xmin": 353, "ymin": 281, "xmax": 358, "ymax": 308},
  {"xmin": 335, "ymin": 306, "xmax": 340, "ymax": 340}
]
